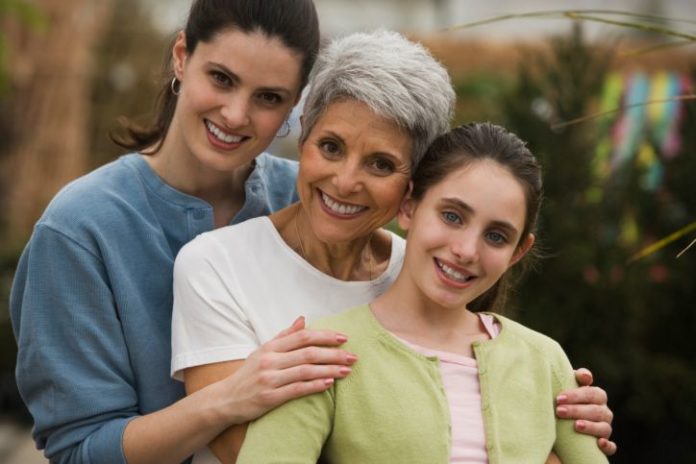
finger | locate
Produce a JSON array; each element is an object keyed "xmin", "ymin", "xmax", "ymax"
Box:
[
  {"xmin": 574, "ymin": 367, "xmax": 593, "ymax": 386},
  {"xmin": 556, "ymin": 403, "xmax": 613, "ymax": 424},
  {"xmin": 272, "ymin": 316, "xmax": 306, "ymax": 340},
  {"xmin": 257, "ymin": 377, "xmax": 335, "ymax": 411},
  {"xmin": 267, "ymin": 363, "xmax": 352, "ymax": 388},
  {"xmin": 556, "ymin": 386, "xmax": 608, "ymax": 407},
  {"xmin": 268, "ymin": 328, "xmax": 349, "ymax": 353},
  {"xmin": 598, "ymin": 438, "xmax": 618, "ymax": 456},
  {"xmin": 273, "ymin": 345, "xmax": 357, "ymax": 370},
  {"xmin": 573, "ymin": 419, "xmax": 613, "ymax": 441}
]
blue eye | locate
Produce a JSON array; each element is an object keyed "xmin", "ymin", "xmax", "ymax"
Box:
[
  {"xmin": 442, "ymin": 211, "xmax": 461, "ymax": 224},
  {"xmin": 486, "ymin": 231, "xmax": 507, "ymax": 245}
]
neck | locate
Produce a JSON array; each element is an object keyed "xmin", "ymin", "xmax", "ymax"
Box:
[
  {"xmin": 371, "ymin": 270, "xmax": 485, "ymax": 350},
  {"xmin": 273, "ymin": 204, "xmax": 386, "ymax": 281},
  {"xmin": 144, "ymin": 143, "xmax": 252, "ymax": 228}
]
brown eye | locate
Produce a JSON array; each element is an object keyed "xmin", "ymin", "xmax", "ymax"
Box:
[
  {"xmin": 257, "ymin": 92, "xmax": 282, "ymax": 106},
  {"xmin": 368, "ymin": 157, "xmax": 396, "ymax": 175},
  {"xmin": 319, "ymin": 140, "xmax": 341, "ymax": 158}
]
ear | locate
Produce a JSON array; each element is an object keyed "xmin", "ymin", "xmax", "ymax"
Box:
[
  {"xmin": 172, "ymin": 31, "xmax": 188, "ymax": 81},
  {"xmin": 509, "ymin": 233, "xmax": 535, "ymax": 267},
  {"xmin": 396, "ymin": 182, "xmax": 415, "ymax": 231}
]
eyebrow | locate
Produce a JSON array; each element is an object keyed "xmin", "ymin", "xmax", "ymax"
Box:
[
  {"xmin": 209, "ymin": 62, "xmax": 293, "ymax": 96},
  {"xmin": 441, "ymin": 197, "xmax": 520, "ymax": 235}
]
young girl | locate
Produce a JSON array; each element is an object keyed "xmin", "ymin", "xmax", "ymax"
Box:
[{"xmin": 236, "ymin": 122, "xmax": 610, "ymax": 463}]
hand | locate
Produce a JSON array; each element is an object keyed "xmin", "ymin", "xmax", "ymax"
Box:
[
  {"xmin": 555, "ymin": 367, "xmax": 617, "ymax": 456},
  {"xmin": 214, "ymin": 316, "xmax": 357, "ymax": 423}
]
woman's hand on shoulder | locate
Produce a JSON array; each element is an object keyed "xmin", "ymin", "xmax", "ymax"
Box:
[
  {"xmin": 189, "ymin": 316, "xmax": 357, "ymax": 424},
  {"xmin": 555, "ymin": 367, "xmax": 617, "ymax": 456}
]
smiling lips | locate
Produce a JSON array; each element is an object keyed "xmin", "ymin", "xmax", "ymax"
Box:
[
  {"xmin": 434, "ymin": 258, "xmax": 476, "ymax": 287},
  {"xmin": 319, "ymin": 190, "xmax": 367, "ymax": 217},
  {"xmin": 205, "ymin": 120, "xmax": 246, "ymax": 147}
]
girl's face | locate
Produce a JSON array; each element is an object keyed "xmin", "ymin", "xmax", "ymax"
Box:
[
  {"xmin": 169, "ymin": 28, "xmax": 302, "ymax": 173},
  {"xmin": 297, "ymin": 99, "xmax": 413, "ymax": 244},
  {"xmin": 398, "ymin": 159, "xmax": 534, "ymax": 310}
]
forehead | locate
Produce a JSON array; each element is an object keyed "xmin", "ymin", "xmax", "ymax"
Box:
[
  {"xmin": 432, "ymin": 159, "xmax": 527, "ymax": 228},
  {"xmin": 311, "ymin": 99, "xmax": 413, "ymax": 154}
]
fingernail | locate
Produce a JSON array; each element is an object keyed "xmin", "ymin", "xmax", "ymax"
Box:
[
  {"xmin": 346, "ymin": 354, "xmax": 358, "ymax": 364},
  {"xmin": 339, "ymin": 367, "xmax": 352, "ymax": 376},
  {"xmin": 336, "ymin": 334, "xmax": 348, "ymax": 343},
  {"xmin": 556, "ymin": 394, "xmax": 568, "ymax": 404},
  {"xmin": 324, "ymin": 378, "xmax": 335, "ymax": 386},
  {"xmin": 556, "ymin": 406, "xmax": 568, "ymax": 417},
  {"xmin": 576, "ymin": 420, "xmax": 586, "ymax": 430}
]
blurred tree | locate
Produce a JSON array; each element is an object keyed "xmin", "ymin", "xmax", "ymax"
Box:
[
  {"xmin": 0, "ymin": 0, "xmax": 115, "ymax": 249},
  {"xmin": 497, "ymin": 23, "xmax": 696, "ymax": 462}
]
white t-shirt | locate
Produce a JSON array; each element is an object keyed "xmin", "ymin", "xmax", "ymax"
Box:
[{"xmin": 171, "ymin": 216, "xmax": 405, "ymax": 381}]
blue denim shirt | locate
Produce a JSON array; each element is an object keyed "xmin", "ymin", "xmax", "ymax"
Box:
[{"xmin": 10, "ymin": 153, "xmax": 298, "ymax": 463}]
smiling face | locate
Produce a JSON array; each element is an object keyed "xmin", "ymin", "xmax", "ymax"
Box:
[
  {"xmin": 398, "ymin": 159, "xmax": 535, "ymax": 310},
  {"xmin": 167, "ymin": 28, "xmax": 302, "ymax": 173},
  {"xmin": 297, "ymin": 99, "xmax": 413, "ymax": 244}
]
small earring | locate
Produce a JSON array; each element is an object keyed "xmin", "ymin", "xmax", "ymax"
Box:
[
  {"xmin": 170, "ymin": 77, "xmax": 181, "ymax": 96},
  {"xmin": 277, "ymin": 119, "xmax": 291, "ymax": 137}
]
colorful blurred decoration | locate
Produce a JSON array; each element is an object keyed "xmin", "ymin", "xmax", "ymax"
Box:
[{"xmin": 594, "ymin": 70, "xmax": 690, "ymax": 192}]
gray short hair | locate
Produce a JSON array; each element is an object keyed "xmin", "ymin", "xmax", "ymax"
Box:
[{"xmin": 299, "ymin": 30, "xmax": 455, "ymax": 167}]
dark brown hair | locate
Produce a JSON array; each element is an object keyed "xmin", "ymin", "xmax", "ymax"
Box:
[
  {"xmin": 411, "ymin": 122, "xmax": 543, "ymax": 313},
  {"xmin": 112, "ymin": 0, "xmax": 320, "ymax": 153}
]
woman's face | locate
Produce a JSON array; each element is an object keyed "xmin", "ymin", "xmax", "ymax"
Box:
[
  {"xmin": 297, "ymin": 99, "xmax": 413, "ymax": 244},
  {"xmin": 398, "ymin": 159, "xmax": 534, "ymax": 310},
  {"xmin": 169, "ymin": 28, "xmax": 302, "ymax": 172}
]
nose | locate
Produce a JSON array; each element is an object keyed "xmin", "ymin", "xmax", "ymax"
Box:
[
  {"xmin": 220, "ymin": 92, "xmax": 251, "ymax": 128},
  {"xmin": 331, "ymin": 158, "xmax": 363, "ymax": 196},
  {"xmin": 451, "ymin": 230, "xmax": 479, "ymax": 264}
]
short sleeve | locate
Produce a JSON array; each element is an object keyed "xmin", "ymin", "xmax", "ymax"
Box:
[
  {"xmin": 550, "ymin": 344, "xmax": 610, "ymax": 464},
  {"xmin": 10, "ymin": 225, "xmax": 135, "ymax": 464},
  {"xmin": 237, "ymin": 389, "xmax": 334, "ymax": 463},
  {"xmin": 171, "ymin": 234, "xmax": 260, "ymax": 380}
]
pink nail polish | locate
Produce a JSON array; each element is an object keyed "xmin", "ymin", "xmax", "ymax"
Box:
[
  {"xmin": 339, "ymin": 367, "xmax": 352, "ymax": 376},
  {"xmin": 336, "ymin": 335, "xmax": 348, "ymax": 343},
  {"xmin": 324, "ymin": 378, "xmax": 335, "ymax": 386},
  {"xmin": 576, "ymin": 420, "xmax": 585, "ymax": 430},
  {"xmin": 346, "ymin": 354, "xmax": 358, "ymax": 363},
  {"xmin": 556, "ymin": 394, "xmax": 568, "ymax": 404},
  {"xmin": 556, "ymin": 406, "xmax": 568, "ymax": 416}
]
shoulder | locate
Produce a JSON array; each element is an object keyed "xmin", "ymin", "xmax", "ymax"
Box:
[
  {"xmin": 309, "ymin": 305, "xmax": 377, "ymax": 345},
  {"xmin": 256, "ymin": 152, "xmax": 298, "ymax": 183},
  {"xmin": 492, "ymin": 314, "xmax": 566, "ymax": 356},
  {"xmin": 31, "ymin": 155, "xmax": 145, "ymax": 244},
  {"xmin": 176, "ymin": 217, "xmax": 272, "ymax": 265}
]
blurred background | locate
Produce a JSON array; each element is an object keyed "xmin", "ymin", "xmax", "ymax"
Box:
[{"xmin": 1, "ymin": 0, "xmax": 695, "ymax": 462}]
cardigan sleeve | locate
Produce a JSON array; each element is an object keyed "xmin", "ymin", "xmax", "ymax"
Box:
[
  {"xmin": 10, "ymin": 225, "xmax": 136, "ymax": 464},
  {"xmin": 236, "ymin": 388, "xmax": 335, "ymax": 463},
  {"xmin": 550, "ymin": 344, "xmax": 609, "ymax": 464}
]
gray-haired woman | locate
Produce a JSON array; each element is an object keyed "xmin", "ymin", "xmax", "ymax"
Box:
[{"xmin": 172, "ymin": 30, "xmax": 615, "ymax": 463}]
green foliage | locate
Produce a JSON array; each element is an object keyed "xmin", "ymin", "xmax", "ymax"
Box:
[
  {"xmin": 0, "ymin": 0, "xmax": 47, "ymax": 94},
  {"xmin": 484, "ymin": 24, "xmax": 696, "ymax": 462}
]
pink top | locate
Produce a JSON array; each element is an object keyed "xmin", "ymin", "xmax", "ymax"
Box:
[{"xmin": 394, "ymin": 314, "xmax": 500, "ymax": 463}]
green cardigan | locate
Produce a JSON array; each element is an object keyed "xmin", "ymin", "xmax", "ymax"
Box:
[{"xmin": 237, "ymin": 305, "xmax": 608, "ymax": 464}]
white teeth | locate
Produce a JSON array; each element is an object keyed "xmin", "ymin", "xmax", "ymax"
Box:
[
  {"xmin": 321, "ymin": 192, "xmax": 365, "ymax": 215},
  {"xmin": 437, "ymin": 260, "xmax": 472, "ymax": 282},
  {"xmin": 206, "ymin": 121, "xmax": 243, "ymax": 144}
]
